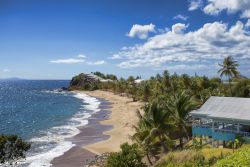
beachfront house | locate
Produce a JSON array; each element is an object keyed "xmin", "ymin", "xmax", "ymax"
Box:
[{"xmin": 190, "ymin": 96, "xmax": 250, "ymax": 146}]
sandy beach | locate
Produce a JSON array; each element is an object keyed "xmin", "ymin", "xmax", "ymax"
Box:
[
  {"xmin": 83, "ymin": 90, "xmax": 144, "ymax": 155},
  {"xmin": 52, "ymin": 90, "xmax": 144, "ymax": 166}
]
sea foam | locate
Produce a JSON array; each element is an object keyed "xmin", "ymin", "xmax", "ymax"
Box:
[{"xmin": 15, "ymin": 92, "xmax": 100, "ymax": 167}]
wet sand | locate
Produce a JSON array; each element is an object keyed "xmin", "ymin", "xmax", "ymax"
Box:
[
  {"xmin": 52, "ymin": 99, "xmax": 112, "ymax": 167},
  {"xmin": 51, "ymin": 147, "xmax": 95, "ymax": 167}
]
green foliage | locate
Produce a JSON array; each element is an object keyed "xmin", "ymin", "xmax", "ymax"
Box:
[
  {"xmin": 140, "ymin": 81, "xmax": 151, "ymax": 102},
  {"xmin": 226, "ymin": 136, "xmax": 245, "ymax": 149},
  {"xmin": 156, "ymin": 148, "xmax": 230, "ymax": 167},
  {"xmin": 131, "ymin": 105, "xmax": 171, "ymax": 165},
  {"xmin": 105, "ymin": 143, "xmax": 146, "ymax": 167},
  {"xmin": 68, "ymin": 60, "xmax": 249, "ymax": 165},
  {"xmin": 218, "ymin": 56, "xmax": 239, "ymax": 79},
  {"xmin": 67, "ymin": 60, "xmax": 250, "ymax": 166},
  {"xmin": 155, "ymin": 150, "xmax": 206, "ymax": 167},
  {"xmin": 215, "ymin": 145, "xmax": 250, "ymax": 167},
  {"xmin": 167, "ymin": 91, "xmax": 197, "ymax": 133},
  {"xmin": 0, "ymin": 134, "xmax": 31, "ymax": 164},
  {"xmin": 92, "ymin": 71, "xmax": 118, "ymax": 80},
  {"xmin": 69, "ymin": 73, "xmax": 99, "ymax": 90},
  {"xmin": 131, "ymin": 90, "xmax": 197, "ymax": 163},
  {"xmin": 70, "ymin": 68, "xmax": 249, "ymax": 102},
  {"xmin": 192, "ymin": 138, "xmax": 203, "ymax": 150},
  {"xmin": 218, "ymin": 56, "xmax": 240, "ymax": 96},
  {"xmin": 233, "ymin": 79, "xmax": 250, "ymax": 97}
]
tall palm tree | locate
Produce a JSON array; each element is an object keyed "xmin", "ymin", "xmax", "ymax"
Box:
[
  {"xmin": 133, "ymin": 101, "xmax": 175, "ymax": 154},
  {"xmin": 131, "ymin": 110, "xmax": 160, "ymax": 165},
  {"xmin": 218, "ymin": 56, "xmax": 239, "ymax": 96},
  {"xmin": 167, "ymin": 91, "xmax": 197, "ymax": 149}
]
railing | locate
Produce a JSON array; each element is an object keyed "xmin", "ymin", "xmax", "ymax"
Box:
[
  {"xmin": 214, "ymin": 128, "xmax": 235, "ymax": 133},
  {"xmin": 214, "ymin": 128, "xmax": 250, "ymax": 137},
  {"xmin": 238, "ymin": 131, "xmax": 250, "ymax": 137},
  {"xmin": 192, "ymin": 123, "xmax": 212, "ymax": 128},
  {"xmin": 192, "ymin": 124, "xmax": 250, "ymax": 139}
]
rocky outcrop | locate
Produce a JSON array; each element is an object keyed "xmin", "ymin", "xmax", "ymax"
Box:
[
  {"xmin": 68, "ymin": 73, "xmax": 101, "ymax": 90},
  {"xmin": 68, "ymin": 72, "xmax": 115, "ymax": 91}
]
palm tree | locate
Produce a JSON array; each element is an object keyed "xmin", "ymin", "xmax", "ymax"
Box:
[
  {"xmin": 141, "ymin": 82, "xmax": 151, "ymax": 102},
  {"xmin": 131, "ymin": 110, "xmax": 160, "ymax": 165},
  {"xmin": 167, "ymin": 91, "xmax": 197, "ymax": 149},
  {"xmin": 133, "ymin": 102, "xmax": 175, "ymax": 154},
  {"xmin": 218, "ymin": 56, "xmax": 239, "ymax": 96}
]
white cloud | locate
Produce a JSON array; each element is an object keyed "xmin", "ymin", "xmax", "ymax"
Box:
[
  {"xmin": 241, "ymin": 9, "xmax": 250, "ymax": 18},
  {"xmin": 166, "ymin": 64, "xmax": 208, "ymax": 71},
  {"xmin": 127, "ymin": 23, "xmax": 156, "ymax": 39},
  {"xmin": 246, "ymin": 19, "xmax": 250, "ymax": 27},
  {"xmin": 189, "ymin": 0, "xmax": 203, "ymax": 11},
  {"xmin": 112, "ymin": 21, "xmax": 250, "ymax": 71},
  {"xmin": 77, "ymin": 54, "xmax": 86, "ymax": 58},
  {"xmin": 172, "ymin": 23, "xmax": 188, "ymax": 34},
  {"xmin": 50, "ymin": 58, "xmax": 85, "ymax": 64},
  {"xmin": 3, "ymin": 69, "xmax": 10, "ymax": 72},
  {"xmin": 200, "ymin": 0, "xmax": 250, "ymax": 18},
  {"xmin": 87, "ymin": 60, "xmax": 106, "ymax": 65},
  {"xmin": 49, "ymin": 54, "xmax": 106, "ymax": 66},
  {"xmin": 173, "ymin": 14, "xmax": 189, "ymax": 21}
]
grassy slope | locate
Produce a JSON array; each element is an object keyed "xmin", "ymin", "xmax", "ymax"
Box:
[
  {"xmin": 155, "ymin": 144, "xmax": 250, "ymax": 167},
  {"xmin": 215, "ymin": 145, "xmax": 250, "ymax": 167},
  {"xmin": 155, "ymin": 146, "xmax": 234, "ymax": 167},
  {"xmin": 201, "ymin": 147, "xmax": 233, "ymax": 160}
]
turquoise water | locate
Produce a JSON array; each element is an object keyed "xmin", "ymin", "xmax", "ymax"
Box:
[{"xmin": 0, "ymin": 80, "xmax": 101, "ymax": 166}]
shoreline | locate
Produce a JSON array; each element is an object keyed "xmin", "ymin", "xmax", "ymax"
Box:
[
  {"xmin": 52, "ymin": 96, "xmax": 112, "ymax": 167},
  {"xmin": 52, "ymin": 90, "xmax": 144, "ymax": 166},
  {"xmin": 82, "ymin": 90, "xmax": 144, "ymax": 155}
]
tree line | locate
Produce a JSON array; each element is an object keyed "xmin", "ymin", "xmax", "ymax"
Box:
[
  {"xmin": 1, "ymin": 56, "xmax": 249, "ymax": 165},
  {"xmin": 88, "ymin": 56, "xmax": 250, "ymax": 166}
]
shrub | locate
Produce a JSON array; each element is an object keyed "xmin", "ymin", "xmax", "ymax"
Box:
[
  {"xmin": 0, "ymin": 134, "xmax": 31, "ymax": 164},
  {"xmin": 215, "ymin": 145, "xmax": 250, "ymax": 167},
  {"xmin": 156, "ymin": 150, "xmax": 205, "ymax": 167},
  {"xmin": 105, "ymin": 143, "xmax": 146, "ymax": 167}
]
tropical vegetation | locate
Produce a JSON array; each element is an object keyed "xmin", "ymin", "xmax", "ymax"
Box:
[
  {"xmin": 218, "ymin": 56, "xmax": 240, "ymax": 96},
  {"xmin": 71, "ymin": 56, "xmax": 250, "ymax": 166},
  {"xmin": 105, "ymin": 143, "xmax": 147, "ymax": 167},
  {"xmin": 0, "ymin": 134, "xmax": 31, "ymax": 164},
  {"xmin": 215, "ymin": 145, "xmax": 250, "ymax": 167}
]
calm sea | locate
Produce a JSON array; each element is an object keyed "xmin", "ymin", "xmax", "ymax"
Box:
[{"xmin": 0, "ymin": 80, "xmax": 101, "ymax": 167}]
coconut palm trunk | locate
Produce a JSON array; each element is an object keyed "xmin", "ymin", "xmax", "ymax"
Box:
[
  {"xmin": 228, "ymin": 76, "xmax": 233, "ymax": 96},
  {"xmin": 179, "ymin": 137, "xmax": 183, "ymax": 149},
  {"xmin": 160, "ymin": 139, "xmax": 168, "ymax": 153},
  {"xmin": 146, "ymin": 153, "xmax": 153, "ymax": 165}
]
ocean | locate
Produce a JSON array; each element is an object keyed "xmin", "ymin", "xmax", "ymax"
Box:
[{"xmin": 0, "ymin": 80, "xmax": 101, "ymax": 166}]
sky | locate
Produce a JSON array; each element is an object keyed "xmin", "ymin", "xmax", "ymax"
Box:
[{"xmin": 0, "ymin": 0, "xmax": 250, "ymax": 79}]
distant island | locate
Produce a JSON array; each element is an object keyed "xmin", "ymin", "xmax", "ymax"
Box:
[{"xmin": 0, "ymin": 77, "xmax": 26, "ymax": 81}]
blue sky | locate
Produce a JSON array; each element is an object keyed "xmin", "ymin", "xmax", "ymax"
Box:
[{"xmin": 0, "ymin": 0, "xmax": 250, "ymax": 79}]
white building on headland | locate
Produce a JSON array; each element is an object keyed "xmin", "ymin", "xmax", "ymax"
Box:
[{"xmin": 86, "ymin": 74, "xmax": 113, "ymax": 83}]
